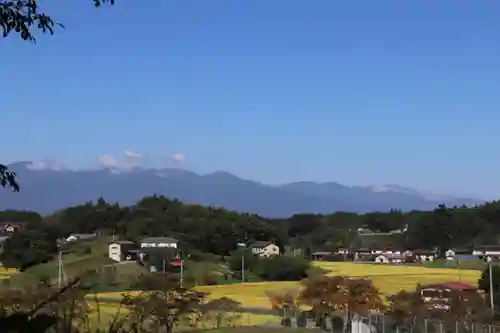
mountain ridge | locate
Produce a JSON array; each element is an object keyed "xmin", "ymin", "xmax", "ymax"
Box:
[{"xmin": 0, "ymin": 162, "xmax": 483, "ymax": 217}]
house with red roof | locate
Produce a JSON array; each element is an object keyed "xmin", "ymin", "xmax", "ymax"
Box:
[{"xmin": 418, "ymin": 282, "xmax": 478, "ymax": 312}]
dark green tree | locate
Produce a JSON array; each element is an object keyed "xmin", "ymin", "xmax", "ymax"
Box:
[
  {"xmin": 478, "ymin": 265, "xmax": 500, "ymax": 313},
  {"xmin": 255, "ymin": 255, "xmax": 310, "ymax": 281},
  {"xmin": 0, "ymin": 227, "xmax": 59, "ymax": 271}
]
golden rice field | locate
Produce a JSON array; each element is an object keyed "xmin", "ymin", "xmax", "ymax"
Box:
[
  {"xmin": 313, "ymin": 261, "xmax": 481, "ymax": 297},
  {"xmin": 93, "ymin": 261, "xmax": 482, "ymax": 309},
  {"xmin": 0, "ymin": 267, "xmax": 19, "ymax": 279}
]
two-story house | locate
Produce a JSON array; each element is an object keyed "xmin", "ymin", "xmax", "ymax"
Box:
[
  {"xmin": 249, "ymin": 241, "xmax": 280, "ymax": 258},
  {"xmin": 138, "ymin": 236, "xmax": 180, "ymax": 262},
  {"xmin": 418, "ymin": 282, "xmax": 478, "ymax": 312},
  {"xmin": 108, "ymin": 240, "xmax": 137, "ymax": 262}
]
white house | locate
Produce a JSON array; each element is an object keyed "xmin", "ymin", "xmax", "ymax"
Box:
[
  {"xmin": 472, "ymin": 245, "xmax": 500, "ymax": 261},
  {"xmin": 445, "ymin": 248, "xmax": 476, "ymax": 262},
  {"xmin": 139, "ymin": 237, "xmax": 179, "ymax": 261},
  {"xmin": 374, "ymin": 253, "xmax": 406, "ymax": 264},
  {"xmin": 413, "ymin": 249, "xmax": 437, "ymax": 262},
  {"xmin": 108, "ymin": 240, "xmax": 137, "ymax": 262},
  {"xmin": 140, "ymin": 237, "xmax": 178, "ymax": 249},
  {"xmin": 371, "ymin": 248, "xmax": 405, "ymax": 255},
  {"xmin": 66, "ymin": 233, "xmax": 97, "ymax": 243},
  {"xmin": 249, "ymin": 241, "xmax": 280, "ymax": 257}
]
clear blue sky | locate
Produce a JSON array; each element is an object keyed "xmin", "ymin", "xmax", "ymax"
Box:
[{"xmin": 3, "ymin": 0, "xmax": 500, "ymax": 199}]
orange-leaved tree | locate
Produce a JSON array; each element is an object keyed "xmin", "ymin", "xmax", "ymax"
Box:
[
  {"xmin": 266, "ymin": 288, "xmax": 301, "ymax": 327},
  {"xmin": 299, "ymin": 275, "xmax": 385, "ymax": 328},
  {"xmin": 387, "ymin": 290, "xmax": 426, "ymax": 329}
]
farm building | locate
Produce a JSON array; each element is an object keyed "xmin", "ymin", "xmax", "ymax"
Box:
[
  {"xmin": 413, "ymin": 249, "xmax": 438, "ymax": 262},
  {"xmin": 374, "ymin": 253, "xmax": 407, "ymax": 264},
  {"xmin": 108, "ymin": 240, "xmax": 137, "ymax": 262},
  {"xmin": 249, "ymin": 241, "xmax": 280, "ymax": 257},
  {"xmin": 418, "ymin": 282, "xmax": 479, "ymax": 312}
]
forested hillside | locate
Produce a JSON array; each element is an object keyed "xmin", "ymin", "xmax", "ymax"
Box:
[{"xmin": 1, "ymin": 196, "xmax": 500, "ymax": 271}]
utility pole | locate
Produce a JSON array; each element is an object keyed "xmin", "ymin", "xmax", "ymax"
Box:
[
  {"xmin": 241, "ymin": 252, "xmax": 245, "ymax": 283},
  {"xmin": 237, "ymin": 242, "xmax": 246, "ymax": 283},
  {"xmin": 180, "ymin": 254, "xmax": 184, "ymax": 288},
  {"xmin": 57, "ymin": 250, "xmax": 62, "ymax": 288},
  {"xmin": 57, "ymin": 249, "xmax": 67, "ymax": 289},
  {"xmin": 489, "ymin": 259, "xmax": 495, "ymax": 311}
]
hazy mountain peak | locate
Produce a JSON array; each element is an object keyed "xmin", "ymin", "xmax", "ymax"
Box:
[
  {"xmin": 365, "ymin": 184, "xmax": 422, "ymax": 196},
  {"xmin": 0, "ymin": 161, "xmax": 484, "ymax": 216}
]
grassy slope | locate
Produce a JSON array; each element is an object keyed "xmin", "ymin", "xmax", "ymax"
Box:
[{"xmin": 7, "ymin": 237, "xmax": 147, "ymax": 288}]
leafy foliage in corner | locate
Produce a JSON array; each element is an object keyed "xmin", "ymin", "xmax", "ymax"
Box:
[
  {"xmin": 0, "ymin": 0, "xmax": 115, "ymax": 43},
  {"xmin": 0, "ymin": 278, "xmax": 89, "ymax": 333},
  {"xmin": 0, "ymin": 164, "xmax": 18, "ymax": 192}
]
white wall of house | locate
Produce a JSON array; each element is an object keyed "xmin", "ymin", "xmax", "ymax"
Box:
[
  {"xmin": 252, "ymin": 244, "xmax": 280, "ymax": 257},
  {"xmin": 66, "ymin": 235, "xmax": 77, "ymax": 242},
  {"xmin": 371, "ymin": 249, "xmax": 403, "ymax": 255},
  {"xmin": 374, "ymin": 255, "xmax": 390, "ymax": 264},
  {"xmin": 140, "ymin": 242, "xmax": 177, "ymax": 248},
  {"xmin": 445, "ymin": 250, "xmax": 455, "ymax": 260},
  {"xmin": 416, "ymin": 254, "xmax": 435, "ymax": 262},
  {"xmin": 473, "ymin": 250, "xmax": 500, "ymax": 256},
  {"xmin": 109, "ymin": 243, "xmax": 122, "ymax": 262}
]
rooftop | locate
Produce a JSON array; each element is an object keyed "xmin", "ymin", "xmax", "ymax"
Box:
[
  {"xmin": 424, "ymin": 282, "xmax": 477, "ymax": 291},
  {"xmin": 141, "ymin": 237, "xmax": 178, "ymax": 243}
]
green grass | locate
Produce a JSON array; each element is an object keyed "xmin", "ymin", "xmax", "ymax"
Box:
[{"xmin": 5, "ymin": 237, "xmax": 130, "ymax": 288}]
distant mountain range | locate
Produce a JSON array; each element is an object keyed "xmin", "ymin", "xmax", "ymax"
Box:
[{"xmin": 0, "ymin": 161, "xmax": 484, "ymax": 217}]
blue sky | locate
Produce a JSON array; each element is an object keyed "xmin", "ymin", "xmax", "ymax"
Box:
[{"xmin": 3, "ymin": 0, "xmax": 500, "ymax": 198}]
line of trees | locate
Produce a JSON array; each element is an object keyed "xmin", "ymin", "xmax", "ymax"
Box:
[{"xmin": 2, "ymin": 196, "xmax": 500, "ymax": 271}]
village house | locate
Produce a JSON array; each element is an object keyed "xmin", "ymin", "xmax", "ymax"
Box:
[
  {"xmin": 371, "ymin": 247, "xmax": 406, "ymax": 255},
  {"xmin": 249, "ymin": 241, "xmax": 280, "ymax": 257},
  {"xmin": 354, "ymin": 248, "xmax": 372, "ymax": 261},
  {"xmin": 413, "ymin": 249, "xmax": 438, "ymax": 262},
  {"xmin": 472, "ymin": 245, "xmax": 500, "ymax": 261},
  {"xmin": 65, "ymin": 233, "xmax": 97, "ymax": 243},
  {"xmin": 0, "ymin": 222, "xmax": 26, "ymax": 235},
  {"xmin": 445, "ymin": 248, "xmax": 476, "ymax": 262},
  {"xmin": 374, "ymin": 253, "xmax": 407, "ymax": 264},
  {"xmin": 418, "ymin": 282, "xmax": 478, "ymax": 312},
  {"xmin": 138, "ymin": 236, "xmax": 180, "ymax": 262},
  {"xmin": 108, "ymin": 240, "xmax": 137, "ymax": 262},
  {"xmin": 311, "ymin": 251, "xmax": 333, "ymax": 261},
  {"xmin": 140, "ymin": 236, "xmax": 178, "ymax": 249}
]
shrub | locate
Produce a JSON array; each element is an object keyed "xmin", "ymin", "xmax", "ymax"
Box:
[
  {"xmin": 297, "ymin": 311, "xmax": 308, "ymax": 327},
  {"xmin": 255, "ymin": 255, "xmax": 310, "ymax": 281}
]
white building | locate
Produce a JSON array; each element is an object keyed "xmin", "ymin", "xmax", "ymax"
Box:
[
  {"xmin": 374, "ymin": 253, "xmax": 406, "ymax": 264},
  {"xmin": 139, "ymin": 237, "xmax": 179, "ymax": 261},
  {"xmin": 108, "ymin": 240, "xmax": 137, "ymax": 262},
  {"xmin": 249, "ymin": 241, "xmax": 280, "ymax": 257},
  {"xmin": 140, "ymin": 237, "xmax": 178, "ymax": 249},
  {"xmin": 66, "ymin": 233, "xmax": 97, "ymax": 243}
]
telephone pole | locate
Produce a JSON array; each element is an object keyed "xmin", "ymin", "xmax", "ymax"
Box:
[
  {"xmin": 489, "ymin": 259, "xmax": 495, "ymax": 311},
  {"xmin": 57, "ymin": 249, "xmax": 67, "ymax": 289},
  {"xmin": 237, "ymin": 242, "xmax": 246, "ymax": 283},
  {"xmin": 180, "ymin": 255, "xmax": 184, "ymax": 288}
]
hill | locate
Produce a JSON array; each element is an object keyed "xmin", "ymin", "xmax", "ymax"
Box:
[{"xmin": 0, "ymin": 162, "xmax": 482, "ymax": 217}]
